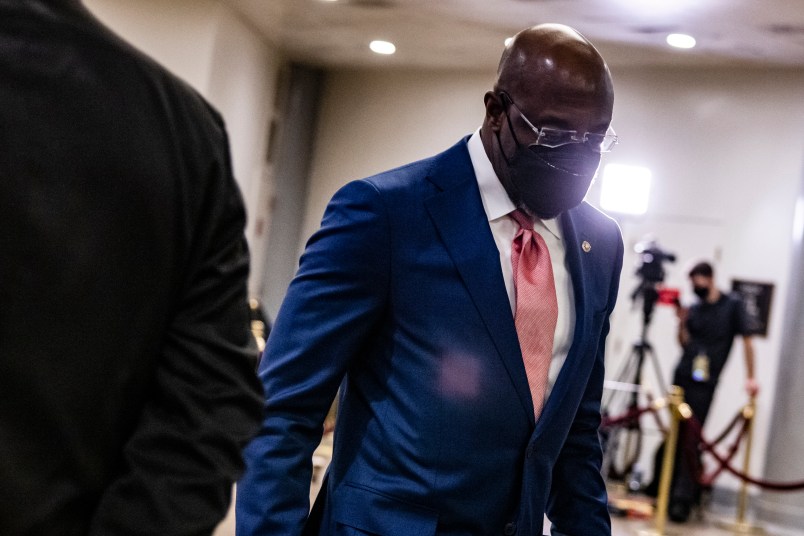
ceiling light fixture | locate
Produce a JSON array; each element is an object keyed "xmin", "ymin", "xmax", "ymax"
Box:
[
  {"xmin": 505, "ymin": 37, "xmax": 513, "ymax": 47},
  {"xmin": 666, "ymin": 33, "xmax": 696, "ymax": 49},
  {"xmin": 369, "ymin": 40, "xmax": 396, "ymax": 55}
]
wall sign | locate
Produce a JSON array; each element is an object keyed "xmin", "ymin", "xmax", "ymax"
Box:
[{"xmin": 731, "ymin": 279, "xmax": 774, "ymax": 337}]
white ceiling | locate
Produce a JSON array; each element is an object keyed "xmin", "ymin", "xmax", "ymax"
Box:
[{"xmin": 224, "ymin": 0, "xmax": 804, "ymax": 70}]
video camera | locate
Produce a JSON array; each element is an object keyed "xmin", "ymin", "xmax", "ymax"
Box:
[
  {"xmin": 634, "ymin": 238, "xmax": 676, "ymax": 284},
  {"xmin": 631, "ymin": 238, "xmax": 677, "ymax": 325}
]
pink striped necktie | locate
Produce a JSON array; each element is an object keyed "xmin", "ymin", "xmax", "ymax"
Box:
[{"xmin": 510, "ymin": 208, "xmax": 559, "ymax": 419}]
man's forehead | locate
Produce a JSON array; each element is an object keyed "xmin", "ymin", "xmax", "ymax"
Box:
[
  {"xmin": 515, "ymin": 80, "xmax": 613, "ymax": 119},
  {"xmin": 511, "ymin": 60, "xmax": 610, "ymax": 101}
]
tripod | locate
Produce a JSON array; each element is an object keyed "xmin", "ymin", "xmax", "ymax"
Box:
[{"xmin": 602, "ymin": 283, "xmax": 668, "ymax": 483}]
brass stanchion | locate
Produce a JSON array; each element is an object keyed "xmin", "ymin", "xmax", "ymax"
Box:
[
  {"xmin": 251, "ymin": 319, "xmax": 266, "ymax": 353},
  {"xmin": 717, "ymin": 397, "xmax": 766, "ymax": 534},
  {"xmin": 249, "ymin": 298, "xmax": 266, "ymax": 353},
  {"xmin": 639, "ymin": 386, "xmax": 691, "ymax": 536}
]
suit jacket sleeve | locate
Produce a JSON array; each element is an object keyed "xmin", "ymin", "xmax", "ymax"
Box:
[
  {"xmin": 547, "ymin": 228, "xmax": 624, "ymax": 536},
  {"xmin": 88, "ymin": 121, "xmax": 264, "ymax": 536},
  {"xmin": 236, "ymin": 179, "xmax": 391, "ymax": 535}
]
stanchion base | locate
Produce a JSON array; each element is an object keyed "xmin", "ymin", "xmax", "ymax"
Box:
[{"xmin": 715, "ymin": 520, "xmax": 767, "ymax": 534}]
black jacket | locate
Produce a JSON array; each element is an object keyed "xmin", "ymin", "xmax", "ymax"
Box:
[{"xmin": 0, "ymin": 1, "xmax": 263, "ymax": 533}]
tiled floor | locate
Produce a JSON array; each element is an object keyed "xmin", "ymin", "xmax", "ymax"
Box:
[
  {"xmin": 216, "ymin": 491, "xmax": 802, "ymax": 536},
  {"xmin": 611, "ymin": 514, "xmax": 803, "ymax": 536},
  {"xmin": 606, "ymin": 484, "xmax": 804, "ymax": 536},
  {"xmin": 217, "ymin": 501, "xmax": 802, "ymax": 536},
  {"xmin": 212, "ymin": 434, "xmax": 804, "ymax": 536}
]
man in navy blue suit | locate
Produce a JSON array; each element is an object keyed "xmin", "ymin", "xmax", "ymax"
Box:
[{"xmin": 238, "ymin": 24, "xmax": 624, "ymax": 536}]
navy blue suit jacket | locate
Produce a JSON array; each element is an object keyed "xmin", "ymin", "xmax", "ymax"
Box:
[{"xmin": 237, "ymin": 138, "xmax": 623, "ymax": 535}]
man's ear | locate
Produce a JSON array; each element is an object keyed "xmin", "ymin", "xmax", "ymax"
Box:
[{"xmin": 483, "ymin": 91, "xmax": 505, "ymax": 132}]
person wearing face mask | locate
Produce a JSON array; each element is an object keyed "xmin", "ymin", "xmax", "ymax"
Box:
[
  {"xmin": 675, "ymin": 262, "xmax": 758, "ymax": 408},
  {"xmin": 645, "ymin": 260, "xmax": 758, "ymax": 522},
  {"xmin": 238, "ymin": 24, "xmax": 623, "ymax": 536}
]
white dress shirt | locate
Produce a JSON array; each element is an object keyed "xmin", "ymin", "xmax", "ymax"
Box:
[{"xmin": 466, "ymin": 129, "xmax": 575, "ymax": 396}]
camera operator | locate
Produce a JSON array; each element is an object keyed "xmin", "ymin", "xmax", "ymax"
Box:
[
  {"xmin": 646, "ymin": 260, "xmax": 758, "ymax": 522},
  {"xmin": 675, "ymin": 261, "xmax": 758, "ymax": 413}
]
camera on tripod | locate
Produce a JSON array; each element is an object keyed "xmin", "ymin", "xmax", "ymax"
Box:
[
  {"xmin": 631, "ymin": 238, "xmax": 677, "ymax": 326},
  {"xmin": 601, "ymin": 238, "xmax": 678, "ymax": 482}
]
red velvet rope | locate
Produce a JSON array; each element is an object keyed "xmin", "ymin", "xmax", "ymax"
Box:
[
  {"xmin": 602, "ymin": 403, "xmax": 804, "ymax": 491},
  {"xmin": 688, "ymin": 415, "xmax": 748, "ymax": 487},
  {"xmin": 601, "ymin": 404, "xmax": 657, "ymax": 428}
]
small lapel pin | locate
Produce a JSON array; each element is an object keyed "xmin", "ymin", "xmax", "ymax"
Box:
[{"xmin": 582, "ymin": 240, "xmax": 592, "ymax": 253}]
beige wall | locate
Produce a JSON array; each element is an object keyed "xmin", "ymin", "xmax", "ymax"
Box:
[
  {"xmin": 304, "ymin": 64, "xmax": 804, "ymax": 491},
  {"xmin": 303, "ymin": 68, "xmax": 495, "ymax": 243},
  {"xmin": 84, "ymin": 0, "xmax": 220, "ymax": 92},
  {"xmin": 204, "ymin": 6, "xmax": 282, "ymax": 297}
]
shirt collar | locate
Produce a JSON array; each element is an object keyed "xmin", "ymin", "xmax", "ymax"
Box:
[{"xmin": 466, "ymin": 129, "xmax": 562, "ymax": 241}]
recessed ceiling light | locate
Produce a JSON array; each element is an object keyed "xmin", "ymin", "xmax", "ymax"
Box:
[
  {"xmin": 369, "ymin": 40, "xmax": 396, "ymax": 55},
  {"xmin": 666, "ymin": 33, "xmax": 696, "ymax": 49},
  {"xmin": 505, "ymin": 37, "xmax": 513, "ymax": 47}
]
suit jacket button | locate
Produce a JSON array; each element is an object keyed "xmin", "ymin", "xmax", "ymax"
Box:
[{"xmin": 504, "ymin": 522, "xmax": 517, "ymax": 535}]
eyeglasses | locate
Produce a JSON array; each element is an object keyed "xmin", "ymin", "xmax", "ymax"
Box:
[{"xmin": 500, "ymin": 92, "xmax": 618, "ymax": 153}]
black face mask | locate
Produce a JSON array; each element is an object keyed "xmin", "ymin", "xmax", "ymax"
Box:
[
  {"xmin": 693, "ymin": 286, "xmax": 709, "ymax": 299},
  {"xmin": 497, "ymin": 112, "xmax": 601, "ymax": 220}
]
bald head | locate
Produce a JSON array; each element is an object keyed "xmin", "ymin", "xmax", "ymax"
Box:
[
  {"xmin": 481, "ymin": 23, "xmax": 614, "ymax": 155},
  {"xmin": 479, "ymin": 24, "xmax": 615, "ymax": 217},
  {"xmin": 495, "ymin": 24, "xmax": 612, "ymax": 110}
]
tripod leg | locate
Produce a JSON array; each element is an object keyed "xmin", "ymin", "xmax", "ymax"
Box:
[
  {"xmin": 645, "ymin": 346, "xmax": 668, "ymax": 394},
  {"xmin": 604, "ymin": 346, "xmax": 646, "ymax": 482},
  {"xmin": 603, "ymin": 346, "xmax": 639, "ymax": 409}
]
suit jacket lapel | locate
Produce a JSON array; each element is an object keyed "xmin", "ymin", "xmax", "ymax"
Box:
[
  {"xmin": 535, "ymin": 209, "xmax": 588, "ymax": 433},
  {"xmin": 424, "ymin": 140, "xmax": 535, "ymax": 425}
]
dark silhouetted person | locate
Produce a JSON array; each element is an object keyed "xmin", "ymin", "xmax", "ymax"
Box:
[
  {"xmin": 237, "ymin": 24, "xmax": 623, "ymax": 536},
  {"xmin": 0, "ymin": 1, "xmax": 264, "ymax": 534}
]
